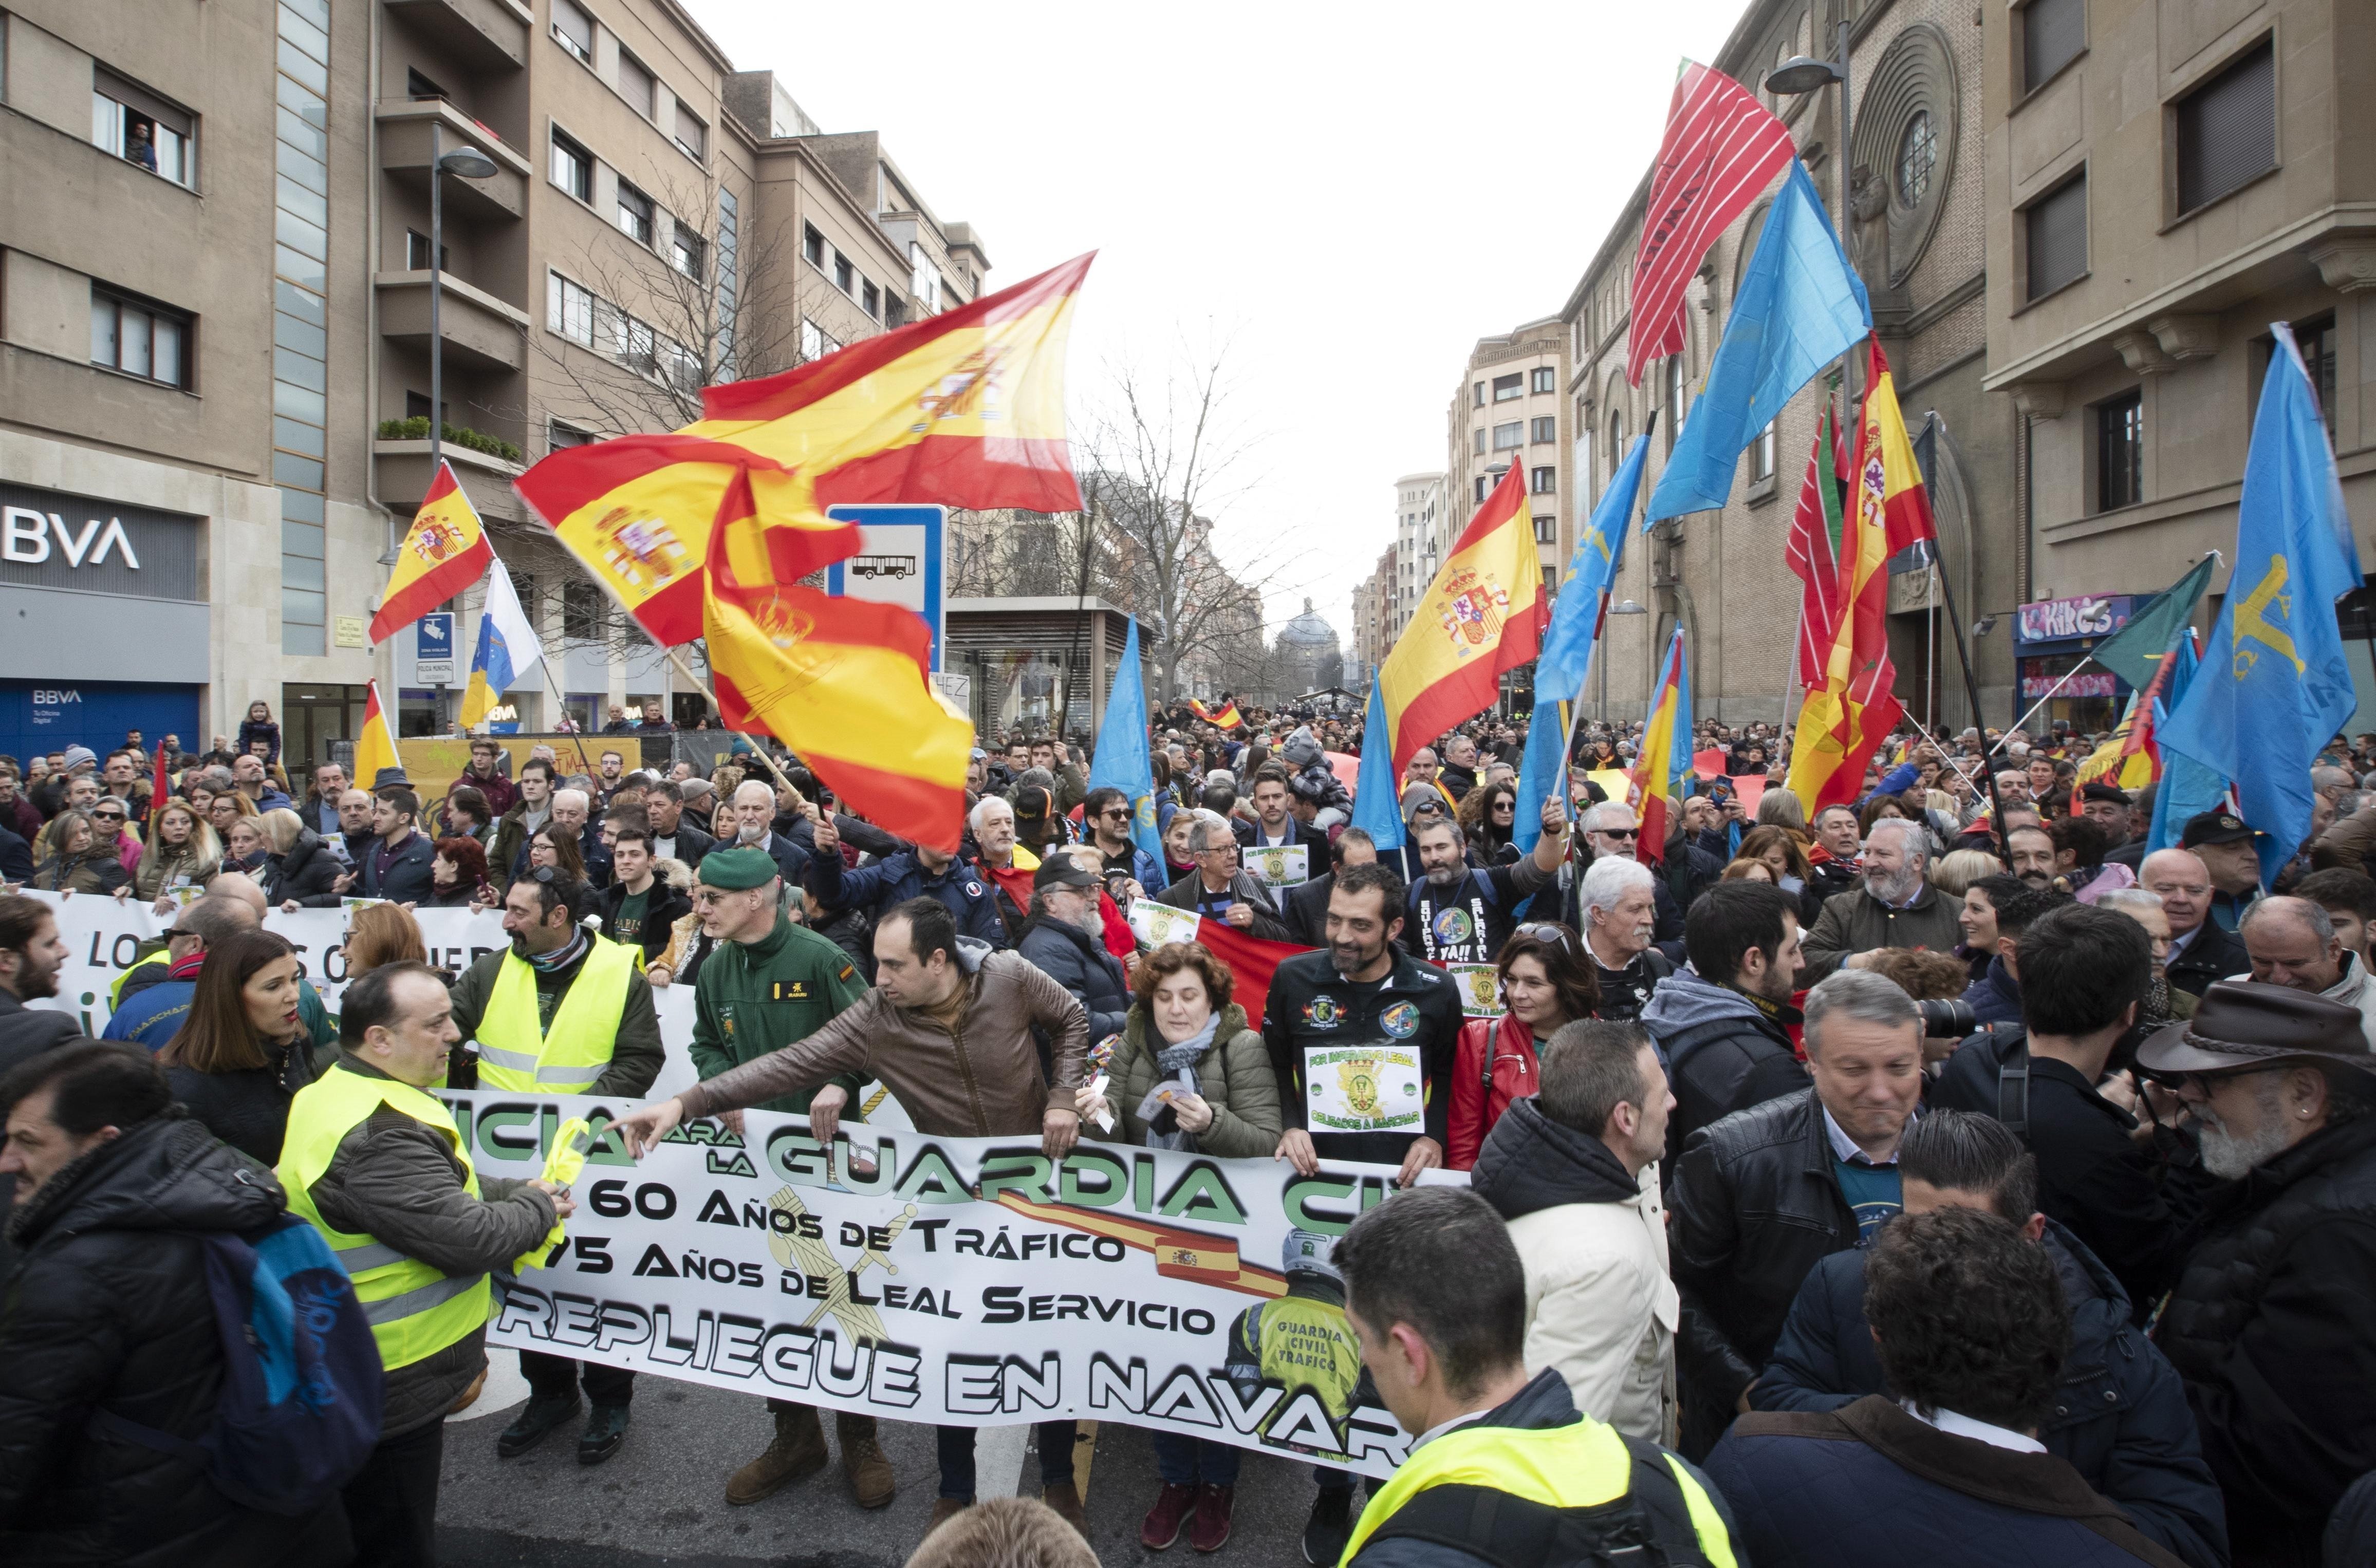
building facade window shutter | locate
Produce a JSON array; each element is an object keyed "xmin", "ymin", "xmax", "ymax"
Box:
[
  {"xmin": 2021, "ymin": 0, "xmax": 2085, "ymax": 91},
  {"xmin": 2177, "ymin": 40, "xmax": 2275, "ymax": 215},
  {"xmin": 2026, "ymin": 176, "xmax": 2087, "ymax": 299}
]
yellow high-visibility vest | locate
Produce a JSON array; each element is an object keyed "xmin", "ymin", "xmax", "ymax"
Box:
[
  {"xmin": 277, "ymin": 1063, "xmax": 491, "ymax": 1370},
  {"xmin": 473, "ymin": 937, "xmax": 636, "ymax": 1093},
  {"xmin": 1341, "ymin": 1411, "xmax": 1737, "ymax": 1567}
]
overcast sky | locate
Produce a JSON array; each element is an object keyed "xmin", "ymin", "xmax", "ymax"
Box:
[{"xmin": 687, "ymin": 1, "xmax": 1756, "ymax": 648}]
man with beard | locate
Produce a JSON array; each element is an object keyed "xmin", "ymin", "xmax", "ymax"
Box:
[
  {"xmin": 1576, "ymin": 855, "xmax": 1673, "ymax": 1021},
  {"xmin": 1640, "ymin": 880, "xmax": 1809, "ymax": 1158},
  {"xmin": 0, "ymin": 894, "xmax": 78, "ymax": 1076},
  {"xmin": 1930, "ymin": 903, "xmax": 2184, "ymax": 1322},
  {"xmin": 2145, "ymin": 983, "xmax": 2376, "ymax": 1568},
  {"xmin": 726, "ymin": 779, "xmax": 810, "ymax": 887},
  {"xmin": 1015, "ymin": 851, "xmax": 1132, "ymax": 1049},
  {"xmin": 1800, "ymin": 818, "xmax": 1962, "ymax": 982},
  {"xmin": 2004, "ymin": 822, "xmax": 2061, "ymax": 889},
  {"xmin": 1402, "ymin": 797, "xmax": 1567, "ymax": 968},
  {"xmin": 444, "ymin": 869, "xmax": 662, "ymax": 1466}
]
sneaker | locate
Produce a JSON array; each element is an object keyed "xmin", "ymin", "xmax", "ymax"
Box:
[
  {"xmin": 495, "ymin": 1392, "xmax": 582, "ymax": 1459},
  {"xmin": 1189, "ymin": 1483, "xmax": 1235, "ymax": 1553},
  {"xmin": 1302, "ymin": 1487, "xmax": 1354, "ymax": 1565},
  {"xmin": 577, "ymin": 1403, "xmax": 630, "ymax": 1466},
  {"xmin": 1141, "ymin": 1482, "xmax": 1196, "ymax": 1550}
]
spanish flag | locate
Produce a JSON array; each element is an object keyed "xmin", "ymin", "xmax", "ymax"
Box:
[
  {"xmin": 1631, "ymin": 629, "xmax": 1694, "ymax": 864},
  {"xmin": 369, "ymin": 460, "xmax": 493, "ymax": 644},
  {"xmin": 702, "ymin": 474, "xmax": 973, "ymax": 853},
  {"xmin": 517, "ymin": 254, "xmax": 1094, "ymax": 646},
  {"xmin": 1375, "ymin": 461, "xmax": 1546, "ymax": 781},
  {"xmin": 1787, "ymin": 339, "xmax": 1934, "ymax": 813},
  {"xmin": 352, "ymin": 679, "xmax": 400, "ymax": 788},
  {"xmin": 1190, "ymin": 699, "xmax": 1242, "ymax": 729}
]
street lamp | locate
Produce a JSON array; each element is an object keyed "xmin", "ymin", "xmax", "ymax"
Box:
[
  {"xmin": 426, "ymin": 122, "xmax": 497, "ymax": 491},
  {"xmin": 1767, "ymin": 21, "xmax": 1854, "ymax": 238}
]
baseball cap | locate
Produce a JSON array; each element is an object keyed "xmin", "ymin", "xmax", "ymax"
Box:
[{"xmin": 1032, "ymin": 856, "xmax": 1100, "ymax": 891}]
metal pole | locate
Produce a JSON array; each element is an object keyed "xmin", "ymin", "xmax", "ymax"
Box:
[
  {"xmin": 1995, "ymin": 659, "xmax": 2099, "ymax": 754},
  {"xmin": 429, "ymin": 120, "xmax": 443, "ymax": 484},
  {"xmin": 1926, "ymin": 534, "xmax": 2011, "ymax": 841}
]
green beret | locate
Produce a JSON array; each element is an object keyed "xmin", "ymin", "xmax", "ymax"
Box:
[{"xmin": 698, "ymin": 846, "xmax": 779, "ymax": 890}]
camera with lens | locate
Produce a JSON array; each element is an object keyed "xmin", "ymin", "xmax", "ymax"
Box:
[{"xmin": 1916, "ymin": 998, "xmax": 1977, "ymax": 1039}]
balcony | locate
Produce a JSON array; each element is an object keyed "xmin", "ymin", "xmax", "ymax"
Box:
[
  {"xmin": 374, "ymin": 437, "xmax": 525, "ymax": 522},
  {"xmin": 382, "ymin": 0, "xmax": 532, "ymax": 72},
  {"xmin": 377, "ymin": 99, "xmax": 530, "ymax": 221},
  {"xmin": 376, "ymin": 270, "xmax": 529, "ymax": 375}
]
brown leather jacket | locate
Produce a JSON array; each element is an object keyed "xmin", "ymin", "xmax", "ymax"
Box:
[{"xmin": 677, "ymin": 941, "xmax": 1087, "ymax": 1137}]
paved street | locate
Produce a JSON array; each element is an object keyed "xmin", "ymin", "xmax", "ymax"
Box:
[{"xmin": 438, "ymin": 1361, "xmax": 1334, "ymax": 1566}]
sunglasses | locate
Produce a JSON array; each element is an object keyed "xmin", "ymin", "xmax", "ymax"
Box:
[
  {"xmin": 94, "ymin": 811, "xmax": 126, "ymax": 822},
  {"xmin": 1513, "ymin": 922, "xmax": 1573, "ymax": 955},
  {"xmin": 1595, "ymin": 827, "xmax": 1640, "ymax": 841}
]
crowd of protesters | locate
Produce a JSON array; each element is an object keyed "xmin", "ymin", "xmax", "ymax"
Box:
[{"xmin": 2, "ymin": 692, "xmax": 2373, "ymax": 1568}]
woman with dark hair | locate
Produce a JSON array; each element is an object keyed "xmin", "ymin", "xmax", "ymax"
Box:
[
  {"xmin": 157, "ymin": 927, "xmax": 315, "ymax": 1163},
  {"xmin": 1456, "ymin": 780, "xmax": 1521, "ymax": 866},
  {"xmin": 1445, "ymin": 921, "xmax": 1599, "ymax": 1169},
  {"xmin": 529, "ymin": 824, "xmax": 585, "ymax": 881},
  {"xmin": 1075, "ymin": 941, "xmax": 1279, "ymax": 1552},
  {"xmin": 425, "ymin": 834, "xmax": 493, "ymax": 907}
]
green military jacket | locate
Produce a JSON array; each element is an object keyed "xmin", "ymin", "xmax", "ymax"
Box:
[{"xmin": 691, "ymin": 914, "xmax": 870, "ymax": 1117}]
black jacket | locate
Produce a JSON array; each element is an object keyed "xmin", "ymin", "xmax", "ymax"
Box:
[
  {"xmin": 1015, "ymin": 917, "xmax": 1132, "ymax": 1046},
  {"xmin": 1262, "ymin": 947, "xmax": 1464, "ymax": 1167},
  {"xmin": 2163, "ymin": 921, "xmax": 2247, "ymax": 998},
  {"xmin": 1667, "ymin": 1088, "xmax": 1860, "ymax": 1458},
  {"xmin": 268, "ymin": 827, "xmax": 344, "ymax": 908},
  {"xmin": 0, "ymin": 1115, "xmax": 346, "ymax": 1565},
  {"xmin": 1931, "ymin": 1028, "xmax": 2189, "ymax": 1323},
  {"xmin": 2156, "ymin": 1117, "xmax": 2376, "ymax": 1568},
  {"xmin": 652, "ymin": 820, "xmax": 715, "ymax": 870},
  {"xmin": 597, "ymin": 878, "xmax": 694, "ymax": 964},
  {"xmin": 164, "ymin": 1037, "xmax": 319, "ymax": 1166},
  {"xmin": 0, "ymin": 823, "xmax": 33, "ymax": 884},
  {"xmin": 1756, "ymin": 1219, "xmax": 2229, "ymax": 1568},
  {"xmin": 357, "ymin": 829, "xmax": 437, "ymax": 904},
  {"xmin": 0, "ymin": 989, "xmax": 81, "ymax": 1077},
  {"xmin": 1638, "ymin": 970, "xmax": 1808, "ymax": 1164},
  {"xmin": 1283, "ymin": 871, "xmax": 1336, "ymax": 949},
  {"xmin": 1471, "ymin": 1094, "xmax": 1639, "ymax": 1217}
]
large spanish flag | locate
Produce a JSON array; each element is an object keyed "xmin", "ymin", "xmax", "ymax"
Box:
[
  {"xmin": 701, "ymin": 475, "xmax": 973, "ymax": 853},
  {"xmin": 352, "ymin": 679, "xmax": 400, "ymax": 788},
  {"xmin": 1787, "ymin": 339, "xmax": 1935, "ymax": 813},
  {"xmin": 369, "ymin": 460, "xmax": 493, "ymax": 644},
  {"xmin": 517, "ymin": 254, "xmax": 1094, "ymax": 646},
  {"xmin": 1376, "ymin": 462, "xmax": 1546, "ymax": 781},
  {"xmin": 1631, "ymin": 628, "xmax": 1694, "ymax": 864}
]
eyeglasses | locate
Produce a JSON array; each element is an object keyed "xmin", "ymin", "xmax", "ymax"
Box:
[{"xmin": 1513, "ymin": 922, "xmax": 1574, "ymax": 955}]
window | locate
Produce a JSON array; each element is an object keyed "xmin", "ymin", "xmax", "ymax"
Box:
[
  {"xmin": 2176, "ymin": 39, "xmax": 2275, "ymax": 216},
  {"xmin": 92, "ymin": 69, "xmax": 193, "ymax": 187},
  {"xmin": 562, "ymin": 581, "xmax": 604, "ymax": 640},
  {"xmin": 1531, "ymin": 468, "xmax": 1556, "ymax": 496},
  {"xmin": 550, "ymin": 129, "xmax": 592, "ymax": 201},
  {"xmin": 886, "ymin": 296, "xmax": 908, "ymax": 328},
  {"xmin": 1753, "ymin": 419, "xmax": 1777, "ymax": 481},
  {"xmin": 2025, "ymin": 175, "xmax": 2087, "ymax": 300},
  {"xmin": 548, "ymin": 272, "xmax": 595, "ymax": 346},
  {"xmin": 90, "ymin": 286, "xmax": 190, "ymax": 387},
  {"xmin": 608, "ymin": 308, "xmax": 656, "ymax": 374},
  {"xmin": 403, "ymin": 390, "xmax": 443, "ymax": 425},
  {"xmin": 404, "ymin": 230, "xmax": 448, "ymax": 272},
  {"xmin": 800, "ymin": 319, "xmax": 841, "ymax": 361},
  {"xmin": 834, "ymin": 254, "xmax": 855, "ymax": 294},
  {"xmin": 548, "ymin": 421, "xmax": 593, "ymax": 452},
  {"xmin": 804, "ymin": 224, "xmax": 826, "ymax": 267},
  {"xmin": 1472, "ymin": 382, "xmax": 1485, "ymax": 408},
  {"xmin": 910, "ymin": 241, "xmax": 940, "ymax": 312},
  {"xmin": 2294, "ymin": 317, "xmax": 2338, "ymax": 440},
  {"xmin": 1475, "ymin": 476, "xmax": 1492, "ymax": 504},
  {"xmin": 860, "ymin": 279, "xmax": 879, "ymax": 319},
  {"xmin": 1531, "ymin": 367, "xmax": 1555, "ymax": 395},
  {"xmin": 1897, "ymin": 111, "xmax": 1936, "ymax": 204},
  {"xmin": 2021, "ymin": 0, "xmax": 2085, "ymax": 93},
  {"xmin": 616, "ymin": 182, "xmax": 654, "ymax": 245},
  {"xmin": 1534, "ymin": 515, "xmax": 1556, "ymax": 542},
  {"xmin": 1492, "ymin": 422, "xmax": 1524, "ymax": 452},
  {"xmin": 674, "ymin": 102, "xmax": 707, "ymax": 161},
  {"xmin": 2096, "ymin": 390, "xmax": 2143, "ymax": 511},
  {"xmin": 616, "ymin": 52, "xmax": 655, "ymax": 118},
  {"xmin": 552, "ymin": 0, "xmax": 594, "ymax": 63},
  {"xmin": 1473, "ymin": 427, "xmax": 1487, "ymax": 456},
  {"xmin": 1531, "ymin": 416, "xmax": 1556, "ymax": 445},
  {"xmin": 671, "ymin": 225, "xmax": 704, "ymax": 279},
  {"xmin": 406, "ymin": 68, "xmax": 449, "ymax": 102},
  {"xmin": 1492, "ymin": 373, "xmax": 1524, "ymax": 402}
]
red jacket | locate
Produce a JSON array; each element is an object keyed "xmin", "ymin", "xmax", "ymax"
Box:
[{"xmin": 1447, "ymin": 1012, "xmax": 1542, "ymax": 1170}]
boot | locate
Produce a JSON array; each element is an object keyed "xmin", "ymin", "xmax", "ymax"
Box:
[
  {"xmin": 725, "ymin": 1404, "xmax": 828, "ymax": 1505},
  {"xmin": 925, "ymin": 1497, "xmax": 972, "ymax": 1538},
  {"xmin": 1043, "ymin": 1479, "xmax": 1089, "ymax": 1535},
  {"xmin": 496, "ymin": 1391, "xmax": 581, "ymax": 1459},
  {"xmin": 836, "ymin": 1411, "xmax": 896, "ymax": 1509},
  {"xmin": 577, "ymin": 1403, "xmax": 630, "ymax": 1466}
]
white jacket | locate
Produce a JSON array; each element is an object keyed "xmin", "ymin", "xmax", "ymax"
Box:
[{"xmin": 1502, "ymin": 1163, "xmax": 1679, "ymax": 1445}]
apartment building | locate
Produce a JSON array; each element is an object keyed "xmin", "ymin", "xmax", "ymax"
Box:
[
  {"xmin": 1348, "ymin": 540, "xmax": 1393, "ymax": 686},
  {"xmin": 1982, "ymin": 0, "xmax": 2376, "ymax": 726},
  {"xmin": 1388, "ymin": 471, "xmax": 1444, "ymax": 643},
  {"xmin": 1446, "ymin": 321, "xmax": 1567, "ymax": 609},
  {"xmin": 0, "ymin": 0, "xmax": 993, "ymax": 766}
]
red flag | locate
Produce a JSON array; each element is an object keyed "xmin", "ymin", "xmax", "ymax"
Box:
[
  {"xmin": 1784, "ymin": 398, "xmax": 1848, "ymax": 689},
  {"xmin": 152, "ymin": 737, "xmax": 169, "ymax": 816},
  {"xmin": 1180, "ymin": 916, "xmax": 1313, "ymax": 1038},
  {"xmin": 1627, "ymin": 62, "xmax": 1797, "ymax": 386}
]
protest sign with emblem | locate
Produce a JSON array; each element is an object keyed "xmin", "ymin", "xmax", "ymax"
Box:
[
  {"xmin": 1243, "ymin": 844, "xmax": 1309, "ymax": 890},
  {"xmin": 1127, "ymin": 899, "xmax": 1202, "ymax": 950}
]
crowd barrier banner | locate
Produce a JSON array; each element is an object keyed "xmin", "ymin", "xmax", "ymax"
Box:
[{"xmin": 459, "ymin": 1091, "xmax": 1417, "ymax": 1476}]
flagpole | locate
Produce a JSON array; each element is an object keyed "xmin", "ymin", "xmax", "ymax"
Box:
[
  {"xmin": 1922, "ymin": 510, "xmax": 2010, "ymax": 838},
  {"xmin": 660, "ymin": 644, "xmax": 807, "ymax": 802}
]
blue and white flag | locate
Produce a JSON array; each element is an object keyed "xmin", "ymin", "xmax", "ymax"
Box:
[
  {"xmin": 1087, "ymin": 618, "xmax": 1166, "ymax": 869},
  {"xmin": 459, "ymin": 556, "xmax": 544, "ymax": 730}
]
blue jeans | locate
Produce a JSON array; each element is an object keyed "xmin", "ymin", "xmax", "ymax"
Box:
[
  {"xmin": 1151, "ymin": 1430, "xmax": 1242, "ymax": 1487},
  {"xmin": 936, "ymin": 1420, "xmax": 1078, "ymax": 1500}
]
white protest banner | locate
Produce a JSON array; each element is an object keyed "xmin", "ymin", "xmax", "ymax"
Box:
[
  {"xmin": 1443, "ymin": 962, "xmax": 1502, "ymax": 1018},
  {"xmin": 1243, "ymin": 844, "xmax": 1309, "ymax": 890},
  {"xmin": 456, "ymin": 1091, "xmax": 1417, "ymax": 1477},
  {"xmin": 1125, "ymin": 898, "xmax": 1201, "ymax": 950}
]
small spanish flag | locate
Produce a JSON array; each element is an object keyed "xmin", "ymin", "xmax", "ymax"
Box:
[
  {"xmin": 352, "ymin": 679, "xmax": 400, "ymax": 788},
  {"xmin": 369, "ymin": 460, "xmax": 493, "ymax": 644},
  {"xmin": 1190, "ymin": 699, "xmax": 1242, "ymax": 729},
  {"xmin": 1631, "ymin": 630, "xmax": 1694, "ymax": 864}
]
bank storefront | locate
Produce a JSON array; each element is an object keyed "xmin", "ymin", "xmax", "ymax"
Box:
[
  {"xmin": 2012, "ymin": 593, "xmax": 2135, "ymax": 736},
  {"xmin": 0, "ymin": 481, "xmax": 207, "ymax": 761}
]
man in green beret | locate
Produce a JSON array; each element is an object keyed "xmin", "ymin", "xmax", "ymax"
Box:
[{"xmin": 688, "ymin": 846, "xmax": 884, "ymax": 1508}]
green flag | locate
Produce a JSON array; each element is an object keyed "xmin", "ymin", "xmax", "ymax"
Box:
[{"xmin": 2089, "ymin": 556, "xmax": 2215, "ymax": 691}]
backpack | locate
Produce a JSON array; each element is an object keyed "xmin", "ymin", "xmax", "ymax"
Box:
[{"xmin": 90, "ymin": 1213, "xmax": 385, "ymax": 1515}]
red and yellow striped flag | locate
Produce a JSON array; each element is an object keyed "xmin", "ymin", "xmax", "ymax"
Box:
[
  {"xmin": 1376, "ymin": 462, "xmax": 1546, "ymax": 781},
  {"xmin": 369, "ymin": 460, "xmax": 493, "ymax": 644},
  {"xmin": 1631, "ymin": 629, "xmax": 1693, "ymax": 865},
  {"xmin": 352, "ymin": 680, "xmax": 400, "ymax": 788},
  {"xmin": 516, "ymin": 255, "xmax": 1094, "ymax": 646}
]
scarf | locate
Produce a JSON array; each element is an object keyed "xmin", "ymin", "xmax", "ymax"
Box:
[
  {"xmin": 528, "ymin": 926, "xmax": 589, "ymax": 975},
  {"xmin": 1146, "ymin": 1013, "xmax": 1222, "ymax": 1151}
]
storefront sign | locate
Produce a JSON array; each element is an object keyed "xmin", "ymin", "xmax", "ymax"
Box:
[
  {"xmin": 2014, "ymin": 594, "xmax": 2133, "ymax": 646},
  {"xmin": 2021, "ymin": 671, "xmax": 2118, "ymax": 700},
  {"xmin": 0, "ymin": 481, "xmax": 201, "ymax": 600}
]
